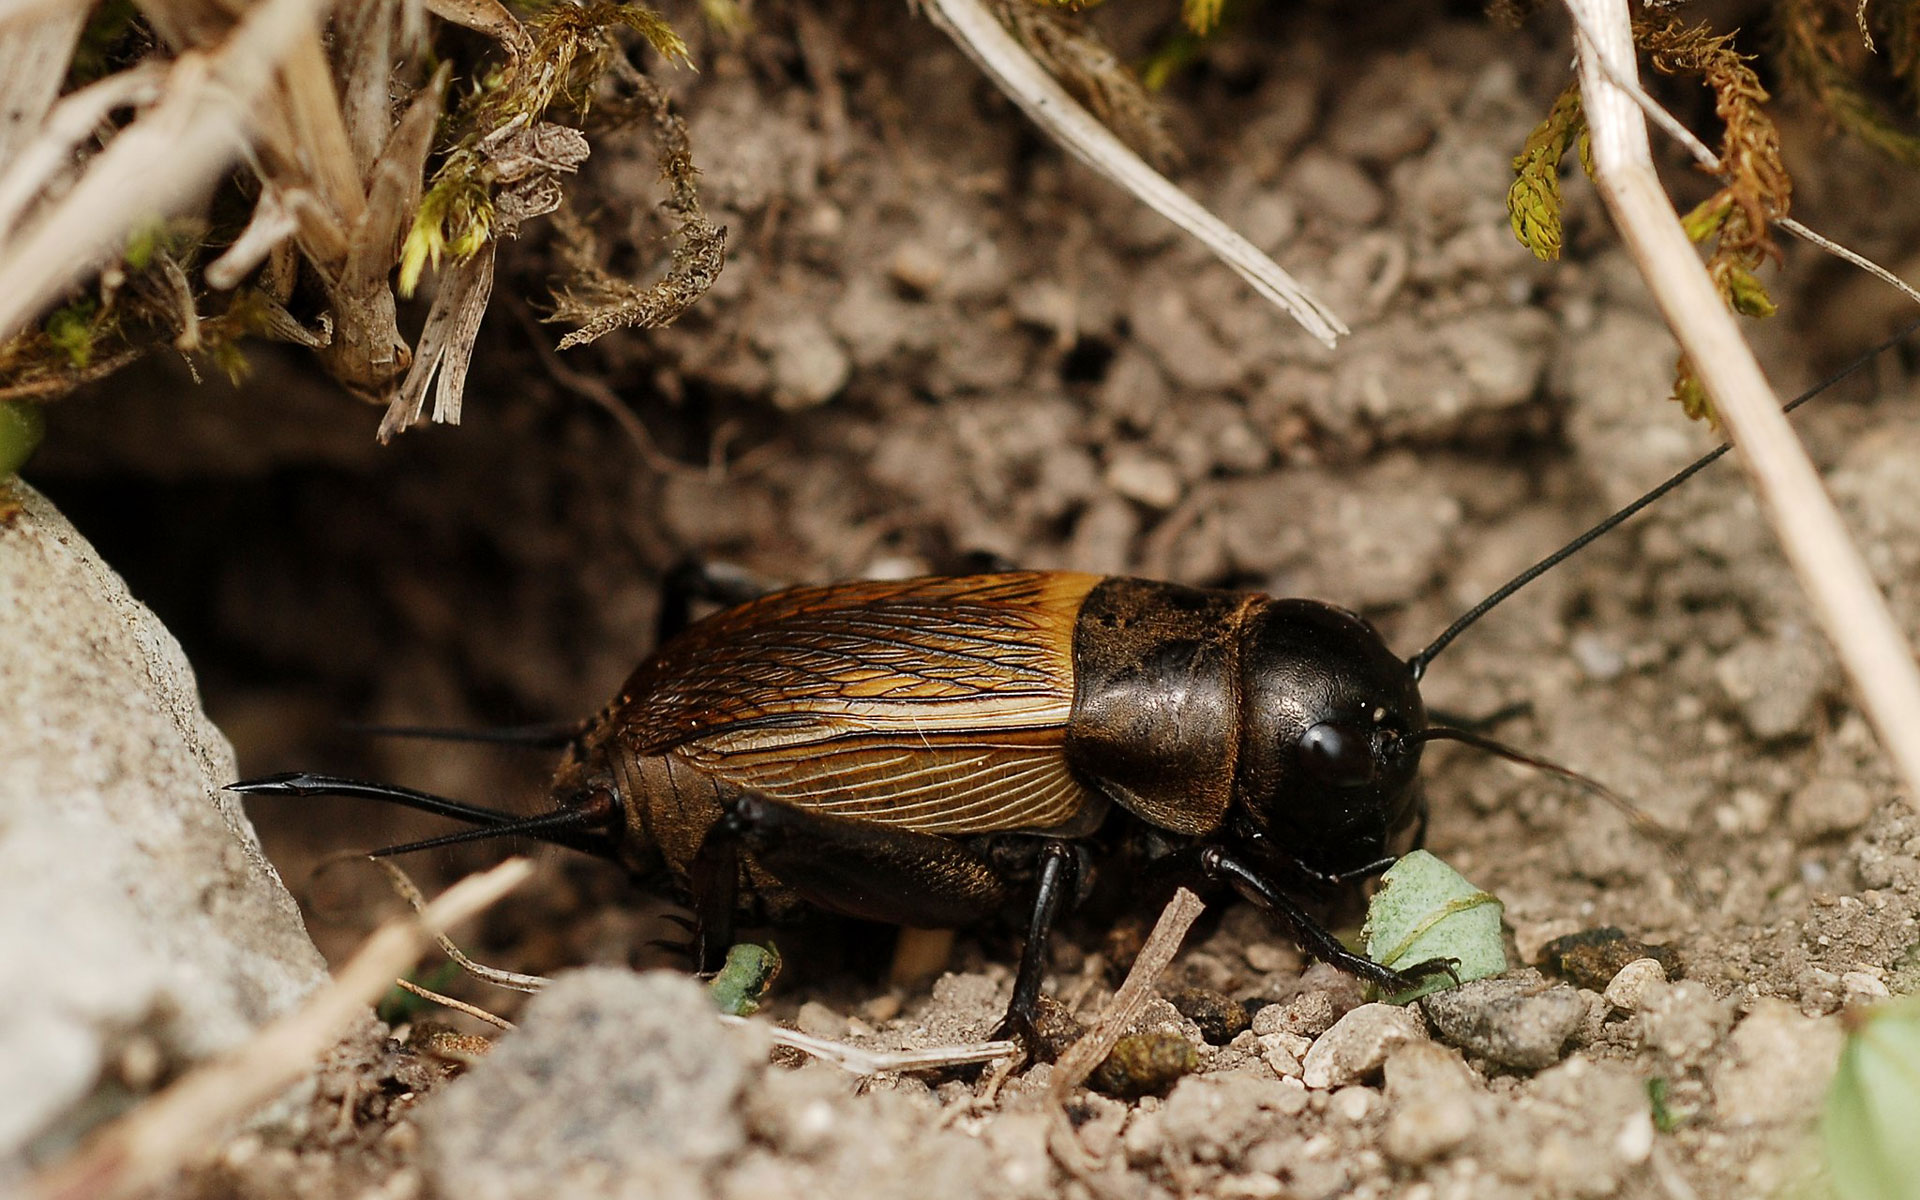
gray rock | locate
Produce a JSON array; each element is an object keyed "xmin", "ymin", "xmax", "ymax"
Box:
[
  {"xmin": 0, "ymin": 483, "xmax": 326, "ymax": 1173},
  {"xmin": 1301, "ymin": 1003, "xmax": 1427, "ymax": 1088},
  {"xmin": 1638, "ymin": 979, "xmax": 1733, "ymax": 1067},
  {"xmin": 418, "ymin": 970, "xmax": 755, "ymax": 1200},
  {"xmin": 1714, "ymin": 629, "xmax": 1837, "ymax": 741},
  {"xmin": 1381, "ymin": 1041, "xmax": 1485, "ymax": 1164},
  {"xmin": 1708, "ymin": 999, "xmax": 1844, "ymax": 1128},
  {"xmin": 1420, "ymin": 970, "xmax": 1587, "ymax": 1069}
]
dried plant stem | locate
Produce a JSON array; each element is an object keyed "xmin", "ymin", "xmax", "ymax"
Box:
[
  {"xmin": 28, "ymin": 859, "xmax": 533, "ymax": 1200},
  {"xmin": 374, "ymin": 858, "xmax": 1012, "ymax": 1073},
  {"xmin": 919, "ymin": 0, "xmax": 1347, "ymax": 348},
  {"xmin": 1557, "ymin": 6, "xmax": 1920, "ymax": 308},
  {"xmin": 1050, "ymin": 886, "xmax": 1205, "ymax": 1101},
  {"xmin": 0, "ymin": 0, "xmax": 327, "ymax": 344},
  {"xmin": 392, "ymin": 978, "xmax": 516, "ymax": 1030},
  {"xmin": 1565, "ymin": 0, "xmax": 1920, "ymax": 816}
]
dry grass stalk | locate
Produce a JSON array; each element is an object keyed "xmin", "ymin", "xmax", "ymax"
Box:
[
  {"xmin": 920, "ymin": 0, "xmax": 1348, "ymax": 348},
  {"xmin": 0, "ymin": 0, "xmax": 86, "ymax": 167},
  {"xmin": 1046, "ymin": 886, "xmax": 1206, "ymax": 1180},
  {"xmin": 1048, "ymin": 886, "xmax": 1206, "ymax": 1102},
  {"xmin": 0, "ymin": 0, "xmax": 326, "ymax": 346},
  {"xmin": 1563, "ymin": 0, "xmax": 1920, "ymax": 816},
  {"xmin": 27, "ymin": 858, "xmax": 534, "ymax": 1200}
]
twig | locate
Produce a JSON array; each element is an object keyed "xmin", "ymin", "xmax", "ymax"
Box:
[
  {"xmin": 374, "ymin": 859, "xmax": 549, "ymax": 993},
  {"xmin": 0, "ymin": 62, "xmax": 169, "ymax": 242},
  {"xmin": 1564, "ymin": 0, "xmax": 1920, "ymax": 816},
  {"xmin": 392, "ymin": 977, "xmax": 516, "ymax": 1031},
  {"xmin": 0, "ymin": 0, "xmax": 87, "ymax": 168},
  {"xmin": 918, "ymin": 0, "xmax": 1347, "ymax": 348},
  {"xmin": 1556, "ymin": 6, "xmax": 1920, "ymax": 309},
  {"xmin": 718, "ymin": 1016, "xmax": 1017, "ymax": 1074},
  {"xmin": 1048, "ymin": 886, "xmax": 1205, "ymax": 1101},
  {"xmin": 1776, "ymin": 216, "xmax": 1920, "ymax": 308},
  {"xmin": 1045, "ymin": 886, "xmax": 1205, "ymax": 1179},
  {"xmin": 28, "ymin": 859, "xmax": 533, "ymax": 1200}
]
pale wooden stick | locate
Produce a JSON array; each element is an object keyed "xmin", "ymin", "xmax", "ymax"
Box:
[
  {"xmin": 29, "ymin": 859, "xmax": 533, "ymax": 1200},
  {"xmin": 918, "ymin": 0, "xmax": 1347, "ymax": 348},
  {"xmin": 1554, "ymin": 4, "xmax": 1920, "ymax": 309},
  {"xmin": 1049, "ymin": 886, "xmax": 1205, "ymax": 1101},
  {"xmin": 1565, "ymin": 0, "xmax": 1920, "ymax": 815}
]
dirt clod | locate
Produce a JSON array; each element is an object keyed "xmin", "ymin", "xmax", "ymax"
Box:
[
  {"xmin": 1090, "ymin": 1031, "xmax": 1202, "ymax": 1098},
  {"xmin": 1166, "ymin": 987, "xmax": 1251, "ymax": 1044},
  {"xmin": 1539, "ymin": 926, "xmax": 1684, "ymax": 990}
]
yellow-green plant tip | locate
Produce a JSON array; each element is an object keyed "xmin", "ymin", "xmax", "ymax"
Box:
[
  {"xmin": 620, "ymin": 5, "xmax": 692, "ymax": 66},
  {"xmin": 1507, "ymin": 176, "xmax": 1563, "ymax": 261},
  {"xmin": 1362, "ymin": 850, "xmax": 1508, "ymax": 1005},
  {"xmin": 1182, "ymin": 0, "xmax": 1224, "ymax": 35},
  {"xmin": 397, "ymin": 228, "xmax": 437, "ymax": 299},
  {"xmin": 1671, "ymin": 371, "xmax": 1714, "ymax": 424},
  {"xmin": 124, "ymin": 222, "xmax": 164, "ymax": 271},
  {"xmin": 44, "ymin": 303, "xmax": 97, "ymax": 370},
  {"xmin": 0, "ymin": 400, "xmax": 45, "ymax": 479},
  {"xmin": 709, "ymin": 942, "xmax": 782, "ymax": 1016},
  {"xmin": 1724, "ymin": 267, "xmax": 1776, "ymax": 318},
  {"xmin": 1823, "ymin": 1000, "xmax": 1920, "ymax": 1200},
  {"xmin": 1680, "ymin": 195, "xmax": 1731, "ymax": 243}
]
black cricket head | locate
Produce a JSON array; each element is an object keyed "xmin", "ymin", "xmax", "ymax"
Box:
[{"xmin": 1229, "ymin": 598, "xmax": 1429, "ymax": 884}]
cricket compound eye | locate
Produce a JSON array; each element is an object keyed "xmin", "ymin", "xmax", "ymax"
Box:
[{"xmin": 1296, "ymin": 720, "xmax": 1379, "ymax": 789}]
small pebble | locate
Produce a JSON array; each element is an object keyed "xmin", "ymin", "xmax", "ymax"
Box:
[
  {"xmin": 1420, "ymin": 970, "xmax": 1587, "ymax": 1070},
  {"xmin": 1105, "ymin": 450, "xmax": 1184, "ymax": 509},
  {"xmin": 1639, "ymin": 979, "xmax": 1732, "ymax": 1065},
  {"xmin": 1842, "ymin": 971, "xmax": 1892, "ymax": 1004},
  {"xmin": 1301, "ymin": 1003, "xmax": 1426, "ymax": 1089},
  {"xmin": 793, "ymin": 1001, "xmax": 848, "ymax": 1039},
  {"xmin": 1245, "ymin": 943, "xmax": 1297, "ymax": 973},
  {"xmin": 1329, "ymin": 1085, "xmax": 1378, "ymax": 1122},
  {"xmin": 1258, "ymin": 1032, "xmax": 1308, "ymax": 1078},
  {"xmin": 1602, "ymin": 958, "xmax": 1668, "ymax": 1012},
  {"xmin": 1252, "ymin": 987, "xmax": 1342, "ymax": 1039}
]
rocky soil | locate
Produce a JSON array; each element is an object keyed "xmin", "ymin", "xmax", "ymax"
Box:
[{"xmin": 14, "ymin": 1, "xmax": 1920, "ymax": 1198}]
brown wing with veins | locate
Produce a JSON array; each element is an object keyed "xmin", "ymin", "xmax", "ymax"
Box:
[{"xmin": 608, "ymin": 572, "xmax": 1106, "ymax": 836}]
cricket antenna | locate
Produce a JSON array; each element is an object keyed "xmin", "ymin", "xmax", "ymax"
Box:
[
  {"xmin": 341, "ymin": 719, "xmax": 588, "ymax": 748},
  {"xmin": 1407, "ymin": 316, "xmax": 1920, "ymax": 682},
  {"xmin": 227, "ymin": 772, "xmax": 621, "ymax": 859},
  {"xmin": 1411, "ymin": 725, "xmax": 1700, "ymax": 899}
]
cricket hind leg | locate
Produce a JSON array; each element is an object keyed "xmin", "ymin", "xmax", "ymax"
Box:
[
  {"xmin": 693, "ymin": 789, "xmax": 1088, "ymax": 1053},
  {"xmin": 657, "ymin": 558, "xmax": 783, "ymax": 643},
  {"xmin": 681, "ymin": 788, "xmax": 1016, "ymax": 973}
]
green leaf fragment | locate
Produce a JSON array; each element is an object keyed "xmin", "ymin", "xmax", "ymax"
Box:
[
  {"xmin": 1824, "ymin": 1000, "xmax": 1920, "ymax": 1200},
  {"xmin": 708, "ymin": 942, "xmax": 781, "ymax": 1016},
  {"xmin": 1362, "ymin": 850, "xmax": 1508, "ymax": 1005}
]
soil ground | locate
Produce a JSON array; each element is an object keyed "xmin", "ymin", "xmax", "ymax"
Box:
[{"xmin": 27, "ymin": 1, "xmax": 1920, "ymax": 1197}]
